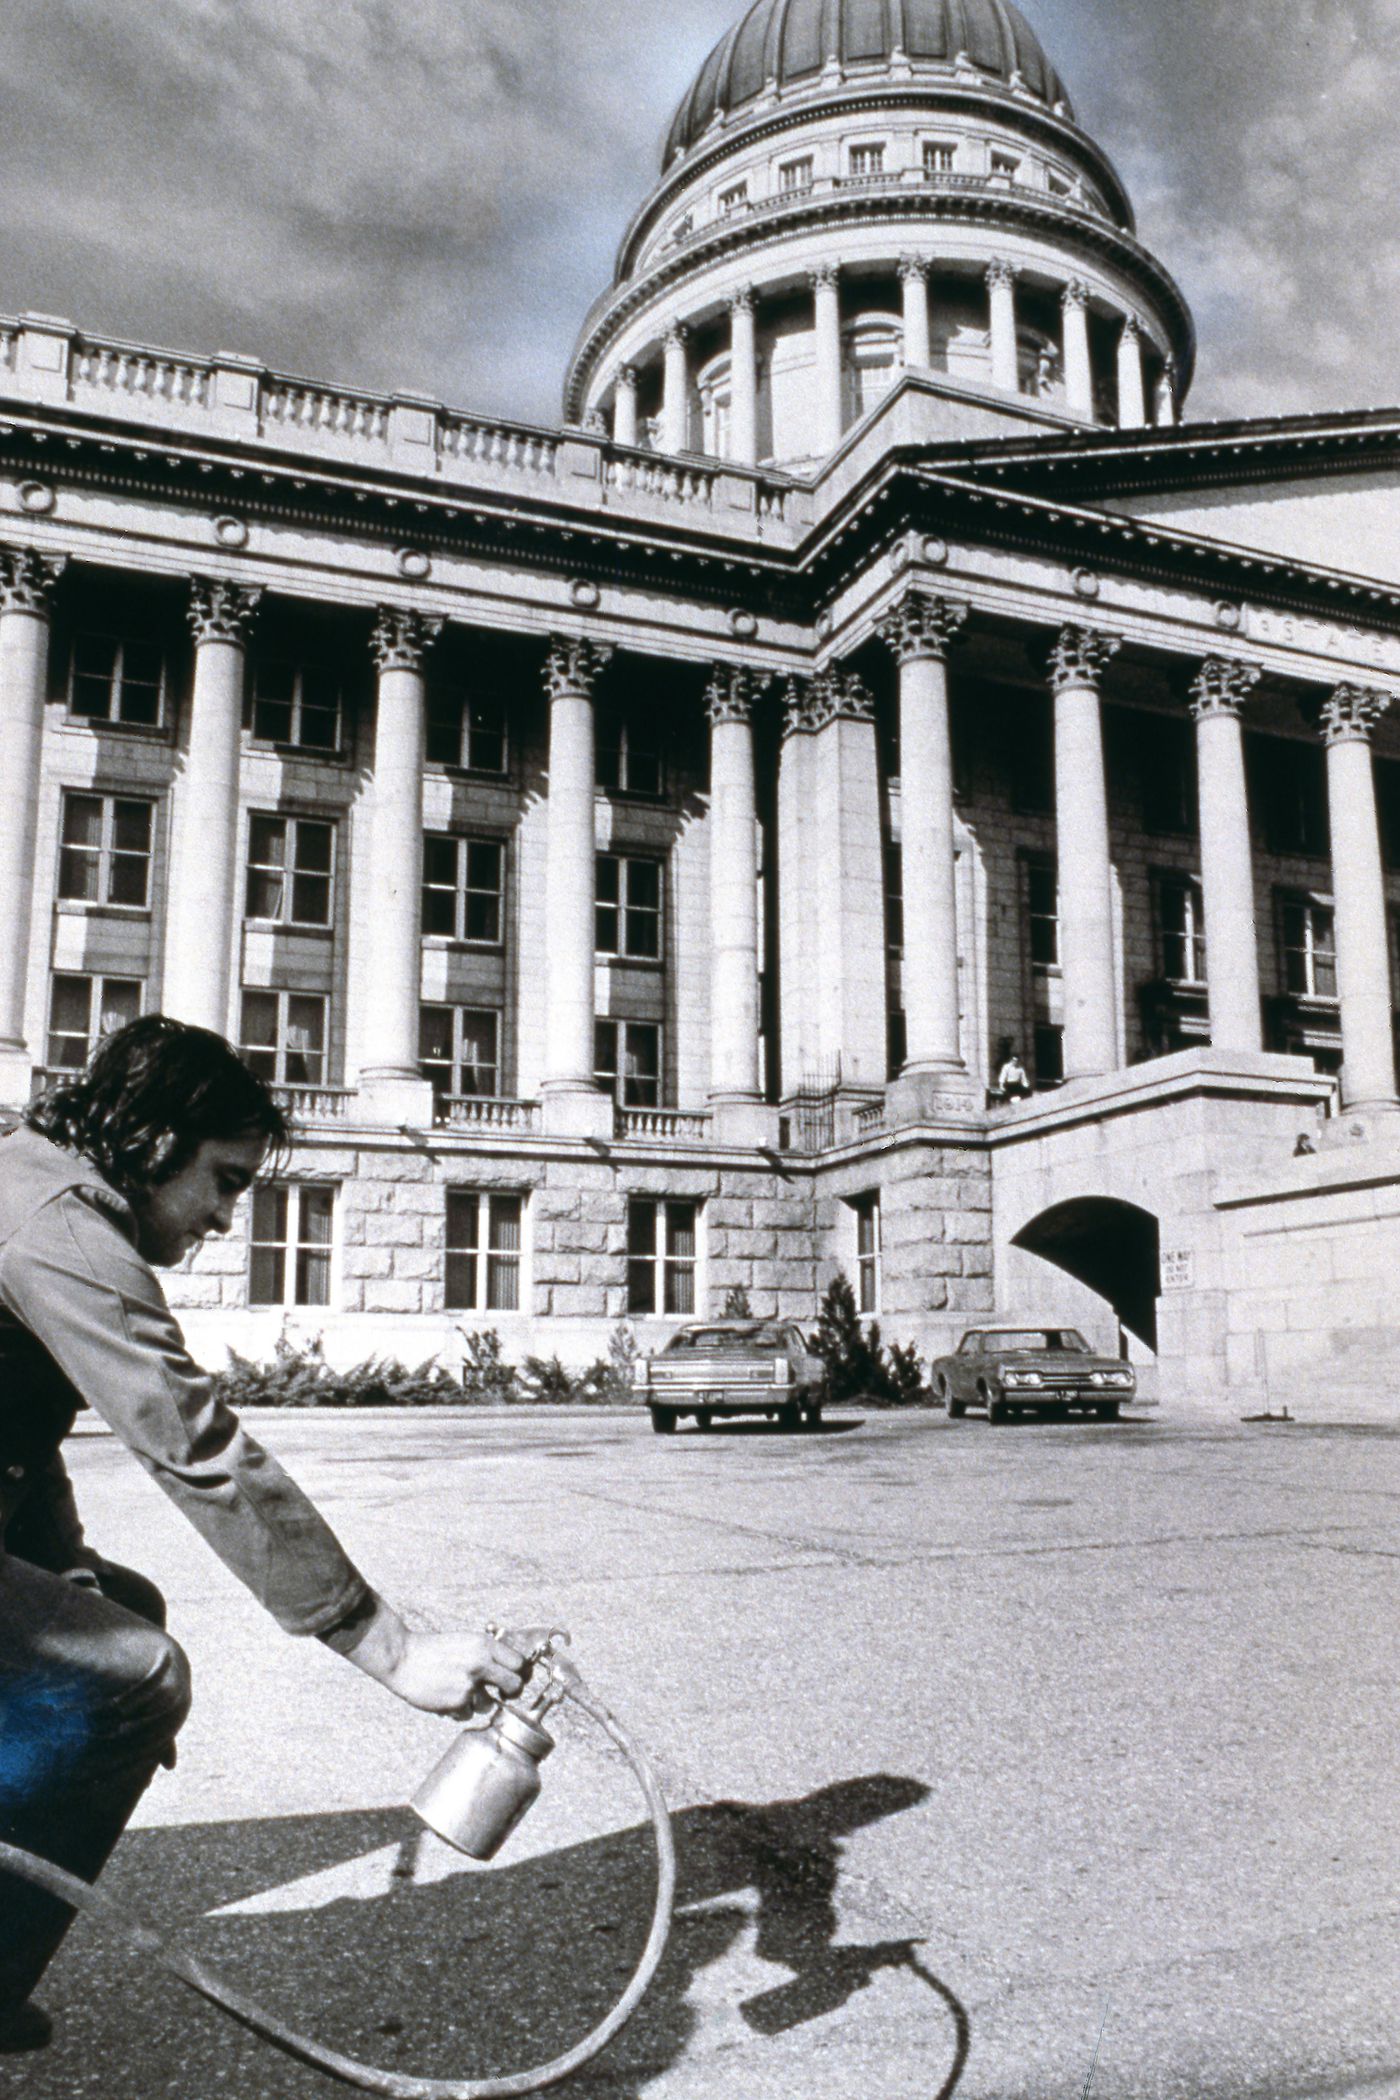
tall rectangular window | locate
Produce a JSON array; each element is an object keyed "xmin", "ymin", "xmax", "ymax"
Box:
[
  {"xmin": 425, "ymin": 692, "xmax": 507, "ymax": 773},
  {"xmin": 849, "ymin": 143, "xmax": 885, "ymax": 178},
  {"xmin": 924, "ymin": 140, "xmax": 956, "ymax": 174},
  {"xmin": 47, "ymin": 974, "xmax": 141, "ymax": 1070},
  {"xmin": 990, "ymin": 151, "xmax": 1021, "ymax": 179},
  {"xmin": 852, "ymin": 1192, "xmax": 881, "ymax": 1314},
  {"xmin": 57, "ymin": 793, "xmax": 153, "ymax": 907},
  {"xmin": 245, "ymin": 815, "xmax": 334, "ymax": 926},
  {"xmin": 1257, "ymin": 739, "xmax": 1329, "ymax": 858},
  {"xmin": 596, "ymin": 854, "xmax": 662, "ymax": 959},
  {"xmin": 239, "ymin": 990, "xmax": 327, "ymax": 1085},
  {"xmin": 595, "ymin": 1018, "xmax": 660, "ymax": 1106},
  {"xmin": 422, "ymin": 835, "xmax": 505, "ymax": 943},
  {"xmin": 1157, "ymin": 874, "xmax": 1207, "ymax": 986},
  {"xmin": 597, "ymin": 719, "xmax": 662, "ymax": 797},
  {"xmin": 1025, "ymin": 858, "xmax": 1060, "ymax": 968},
  {"xmin": 249, "ymin": 1183, "xmax": 334, "ymax": 1306},
  {"xmin": 70, "ymin": 636, "xmax": 163, "ymax": 727},
  {"xmin": 1033, "ymin": 1023, "xmax": 1065, "ymax": 1087},
  {"xmin": 1140, "ymin": 717, "xmax": 1197, "ymax": 836},
  {"xmin": 445, "ymin": 1191, "xmax": 523, "ymax": 1312},
  {"xmin": 717, "ymin": 180, "xmax": 748, "ymax": 215},
  {"xmin": 627, "ymin": 1198, "xmax": 698, "ymax": 1316},
  {"xmin": 419, "ymin": 1006, "xmax": 500, "ymax": 1098},
  {"xmin": 884, "ymin": 841, "xmax": 904, "ymax": 953},
  {"xmin": 1279, "ymin": 894, "xmax": 1337, "ymax": 999},
  {"xmin": 251, "ymin": 662, "xmax": 341, "ymax": 752},
  {"xmin": 778, "ymin": 156, "xmax": 814, "ymax": 192}
]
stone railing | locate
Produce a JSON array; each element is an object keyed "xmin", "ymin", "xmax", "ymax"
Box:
[
  {"xmin": 271, "ymin": 1084, "xmax": 357, "ymax": 1122},
  {"xmin": 262, "ymin": 379, "xmax": 388, "ymax": 444},
  {"xmin": 441, "ymin": 413, "xmax": 558, "ymax": 478},
  {"xmin": 853, "ymin": 1102, "xmax": 887, "ymax": 1137},
  {"xmin": 615, "ymin": 1105, "xmax": 712, "ymax": 1142},
  {"xmin": 73, "ymin": 342, "xmax": 212, "ymax": 411},
  {"xmin": 434, "ymin": 1094, "xmax": 542, "ymax": 1134}
]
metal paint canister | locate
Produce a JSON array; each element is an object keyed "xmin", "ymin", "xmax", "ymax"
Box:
[{"xmin": 411, "ymin": 1706, "xmax": 555, "ymax": 1860}]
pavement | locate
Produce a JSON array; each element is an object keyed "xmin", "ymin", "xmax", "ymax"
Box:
[{"xmin": 8, "ymin": 1402, "xmax": 1400, "ymax": 2100}]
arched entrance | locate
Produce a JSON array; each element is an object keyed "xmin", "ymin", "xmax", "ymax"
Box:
[{"xmin": 1011, "ymin": 1198, "xmax": 1161, "ymax": 1349}]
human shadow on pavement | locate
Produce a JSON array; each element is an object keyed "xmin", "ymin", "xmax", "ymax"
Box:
[{"xmin": 27, "ymin": 1772, "xmax": 967, "ymax": 2100}]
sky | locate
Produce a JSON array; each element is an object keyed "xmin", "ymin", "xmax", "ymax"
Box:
[{"xmin": 0, "ymin": 0, "xmax": 1393, "ymax": 430}]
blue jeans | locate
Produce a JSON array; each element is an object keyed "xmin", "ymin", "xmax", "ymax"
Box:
[{"xmin": 0, "ymin": 1549, "xmax": 191, "ymax": 2011}]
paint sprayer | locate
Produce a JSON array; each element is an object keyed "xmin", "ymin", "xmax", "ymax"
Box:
[{"xmin": 0, "ymin": 1628, "xmax": 676, "ymax": 2096}]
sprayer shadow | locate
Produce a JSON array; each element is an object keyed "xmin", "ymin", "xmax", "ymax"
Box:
[{"xmin": 33, "ymin": 1773, "xmax": 966, "ymax": 2100}]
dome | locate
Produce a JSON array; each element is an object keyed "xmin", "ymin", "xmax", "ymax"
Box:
[{"xmin": 664, "ymin": 0, "xmax": 1072, "ymax": 162}]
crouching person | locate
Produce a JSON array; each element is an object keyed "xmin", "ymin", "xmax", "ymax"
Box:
[{"xmin": 0, "ymin": 1017, "xmax": 524, "ymax": 2051}]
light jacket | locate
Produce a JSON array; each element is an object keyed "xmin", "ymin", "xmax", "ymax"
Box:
[{"xmin": 0, "ymin": 1124, "xmax": 370, "ymax": 1638}]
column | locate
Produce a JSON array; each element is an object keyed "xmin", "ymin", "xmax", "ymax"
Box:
[
  {"xmin": 1050, "ymin": 626, "xmax": 1122, "ymax": 1079},
  {"xmin": 899, "ymin": 256, "xmax": 931, "ymax": 370},
  {"xmin": 1189, "ymin": 658, "xmax": 1264, "ymax": 1053},
  {"xmin": 811, "ymin": 264, "xmax": 844, "ymax": 455},
  {"xmin": 1117, "ymin": 316, "xmax": 1148, "ymax": 429},
  {"xmin": 357, "ymin": 607, "xmax": 443, "ymax": 1122},
  {"xmin": 729, "ymin": 290, "xmax": 758, "ymax": 468},
  {"xmin": 705, "ymin": 666, "xmax": 772, "ymax": 1143},
  {"xmin": 1156, "ymin": 355, "xmax": 1179, "ymax": 428},
  {"xmin": 807, "ymin": 668, "xmax": 887, "ymax": 1087},
  {"xmin": 613, "ymin": 364, "xmax": 639, "ymax": 449},
  {"xmin": 163, "ymin": 579, "xmax": 262, "ymax": 1036},
  {"xmin": 877, "ymin": 591, "xmax": 970, "ymax": 1108},
  {"xmin": 987, "ymin": 260, "xmax": 1020, "ymax": 394},
  {"xmin": 542, "ymin": 635, "xmax": 614, "ymax": 1136},
  {"xmin": 1062, "ymin": 279, "xmax": 1094, "ymax": 420},
  {"xmin": 661, "ymin": 326, "xmax": 689, "ymax": 454},
  {"xmin": 776, "ymin": 680, "xmax": 817, "ymax": 1094},
  {"xmin": 1320, "ymin": 685, "xmax": 1399, "ymax": 1113},
  {"xmin": 0, "ymin": 547, "xmax": 64, "ymax": 1098}
]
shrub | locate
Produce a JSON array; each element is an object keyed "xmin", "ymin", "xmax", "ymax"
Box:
[
  {"xmin": 809, "ymin": 1276, "xmax": 930, "ymax": 1408},
  {"xmin": 515, "ymin": 1353, "xmax": 579, "ymax": 1404},
  {"xmin": 723, "ymin": 1285, "xmax": 753, "ymax": 1317},
  {"xmin": 459, "ymin": 1327, "xmax": 520, "ymax": 1403},
  {"xmin": 210, "ymin": 1332, "xmax": 463, "ymax": 1409},
  {"xmin": 887, "ymin": 1340, "xmax": 926, "ymax": 1408}
]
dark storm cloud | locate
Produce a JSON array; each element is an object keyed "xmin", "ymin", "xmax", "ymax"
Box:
[{"xmin": 0, "ymin": 0, "xmax": 1392, "ymax": 424}]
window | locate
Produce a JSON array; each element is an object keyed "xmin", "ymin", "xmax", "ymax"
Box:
[
  {"xmin": 1047, "ymin": 169, "xmax": 1073, "ymax": 197},
  {"xmin": 1009, "ymin": 697, "xmax": 1054, "ymax": 812},
  {"xmin": 924, "ymin": 140, "xmax": 956, "ymax": 174},
  {"xmin": 598, "ymin": 717, "xmax": 662, "ymax": 797},
  {"xmin": 1140, "ymin": 717, "xmax": 1197, "ymax": 836},
  {"xmin": 1256, "ymin": 738, "xmax": 1328, "ymax": 858},
  {"xmin": 595, "ymin": 1018, "xmax": 660, "ymax": 1106},
  {"xmin": 884, "ymin": 842, "xmax": 904, "ymax": 953},
  {"xmin": 47, "ymin": 974, "xmax": 141, "ymax": 1070},
  {"xmin": 596, "ymin": 854, "xmax": 662, "ymax": 959},
  {"xmin": 852, "ymin": 1193, "xmax": 881, "ymax": 1314},
  {"xmin": 1033, "ymin": 1022, "xmax": 1064, "ymax": 1087},
  {"xmin": 425, "ymin": 691, "xmax": 507, "ymax": 773},
  {"xmin": 422, "ymin": 835, "xmax": 505, "ymax": 943},
  {"xmin": 239, "ymin": 990, "xmax": 327, "ymax": 1085},
  {"xmin": 778, "ymin": 156, "xmax": 814, "ymax": 192},
  {"xmin": 249, "ymin": 1183, "xmax": 334, "ymax": 1307},
  {"xmin": 251, "ymin": 661, "xmax": 341, "ymax": 753},
  {"xmin": 1026, "ymin": 859, "xmax": 1060, "ymax": 969},
  {"xmin": 57, "ymin": 793, "xmax": 153, "ymax": 908},
  {"xmin": 670, "ymin": 211, "xmax": 694, "ymax": 243},
  {"xmin": 990, "ymin": 151, "xmax": 1021, "ymax": 180},
  {"xmin": 627, "ymin": 1198, "xmax": 697, "ymax": 1315},
  {"xmin": 419, "ymin": 1006, "xmax": 500, "ymax": 1099},
  {"xmin": 886, "ymin": 1007, "xmax": 907, "ymax": 1079},
  {"xmin": 244, "ymin": 815, "xmax": 334, "ymax": 926},
  {"xmin": 70, "ymin": 635, "xmax": 163, "ymax": 728},
  {"xmin": 1158, "ymin": 875, "xmax": 1207, "ymax": 986},
  {"xmin": 717, "ymin": 180, "xmax": 748, "ymax": 215},
  {"xmin": 445, "ymin": 1191, "xmax": 523, "ymax": 1312},
  {"xmin": 849, "ymin": 143, "xmax": 885, "ymax": 178},
  {"xmin": 1279, "ymin": 895, "xmax": 1337, "ymax": 1000}
]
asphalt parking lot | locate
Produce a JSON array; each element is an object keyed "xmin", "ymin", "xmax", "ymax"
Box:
[{"xmin": 9, "ymin": 1403, "xmax": 1400, "ymax": 2100}]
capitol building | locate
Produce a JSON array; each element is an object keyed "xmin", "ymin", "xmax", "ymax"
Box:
[{"xmin": 3, "ymin": 0, "xmax": 1399, "ymax": 1412}]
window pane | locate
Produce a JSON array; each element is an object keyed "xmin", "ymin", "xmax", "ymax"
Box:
[
  {"xmin": 296, "ymin": 1248, "xmax": 332, "ymax": 1306},
  {"xmin": 419, "ymin": 1007, "xmax": 454, "ymax": 1062},
  {"xmin": 254, "ymin": 695, "xmax": 293, "ymax": 743},
  {"xmin": 459, "ymin": 1010, "xmax": 498, "ymax": 1094},
  {"xmin": 252, "ymin": 1184, "xmax": 288, "ymax": 1244},
  {"xmin": 596, "ymin": 902, "xmax": 619, "ymax": 952},
  {"xmin": 446, "ymin": 1191, "xmax": 480, "ymax": 1252},
  {"xmin": 627, "ymin": 1260, "xmax": 657, "ymax": 1315},
  {"xmin": 665, "ymin": 1202, "xmax": 696, "ymax": 1262},
  {"xmin": 466, "ymin": 703, "xmax": 505, "ymax": 773},
  {"xmin": 241, "ymin": 990, "xmax": 279, "ymax": 1049},
  {"xmin": 116, "ymin": 643, "xmax": 161, "ymax": 726},
  {"xmin": 445, "ymin": 1252, "xmax": 478, "ymax": 1310},
  {"xmin": 627, "ymin": 860, "xmax": 660, "ymax": 911},
  {"xmin": 627, "ymin": 1199, "xmax": 656, "ymax": 1257},
  {"xmin": 664, "ymin": 1260, "xmax": 695, "ymax": 1317},
  {"xmin": 424, "ymin": 835, "xmax": 459, "ymax": 886},
  {"xmin": 425, "ymin": 693, "xmax": 462, "ymax": 766},
  {"xmin": 488, "ymin": 1195, "xmax": 522, "ymax": 1253},
  {"xmin": 595, "ymin": 856, "xmax": 619, "ymax": 904},
  {"xmin": 97, "ymin": 981, "xmax": 140, "ymax": 1036},
  {"xmin": 285, "ymin": 997, "xmax": 325, "ymax": 1084},
  {"xmin": 72, "ymin": 637, "xmax": 116, "ymax": 718},
  {"xmin": 291, "ymin": 873, "xmax": 330, "ymax": 925},
  {"xmin": 62, "ymin": 795, "xmax": 104, "ymax": 849},
  {"xmin": 295, "ymin": 822, "xmax": 333, "ymax": 875},
  {"xmin": 594, "ymin": 1019, "xmax": 618, "ymax": 1090},
  {"xmin": 58, "ymin": 851, "xmax": 100, "ymax": 903},
  {"xmin": 301, "ymin": 1187, "xmax": 334, "ymax": 1246},
  {"xmin": 48, "ymin": 975, "xmax": 92, "ymax": 1067},
  {"xmin": 249, "ymin": 1246, "xmax": 284, "ymax": 1305},
  {"xmin": 247, "ymin": 872, "xmax": 285, "ymax": 920}
]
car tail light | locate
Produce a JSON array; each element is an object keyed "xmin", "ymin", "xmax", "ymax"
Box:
[
  {"xmin": 773, "ymin": 1359, "xmax": 790, "ymax": 1386},
  {"xmin": 633, "ymin": 1363, "xmax": 650, "ymax": 1389}
]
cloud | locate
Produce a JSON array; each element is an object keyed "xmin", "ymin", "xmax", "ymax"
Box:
[{"xmin": 0, "ymin": 0, "xmax": 1395, "ymax": 426}]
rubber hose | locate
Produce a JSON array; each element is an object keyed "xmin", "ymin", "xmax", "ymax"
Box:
[{"xmin": 0, "ymin": 1676, "xmax": 676, "ymax": 2097}]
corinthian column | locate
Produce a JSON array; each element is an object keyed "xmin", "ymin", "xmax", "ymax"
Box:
[
  {"xmin": 987, "ymin": 260, "xmax": 1020, "ymax": 393},
  {"xmin": 877, "ymin": 591, "xmax": 969, "ymax": 1106},
  {"xmin": 899, "ymin": 257, "xmax": 931, "ymax": 370},
  {"xmin": 811, "ymin": 264, "xmax": 843, "ymax": 455},
  {"xmin": 542, "ymin": 636, "xmax": 613, "ymax": 1136},
  {"xmin": 357, "ymin": 607, "xmax": 442, "ymax": 1122},
  {"xmin": 705, "ymin": 666, "xmax": 772, "ymax": 1142},
  {"xmin": 1117, "ymin": 317, "xmax": 1148, "ymax": 429},
  {"xmin": 1062, "ymin": 280, "xmax": 1094, "ymax": 419},
  {"xmin": 1189, "ymin": 658, "xmax": 1263, "ymax": 1053},
  {"xmin": 661, "ymin": 326, "xmax": 689, "ymax": 454},
  {"xmin": 1050, "ymin": 626, "xmax": 1122, "ymax": 1079},
  {"xmin": 729, "ymin": 290, "xmax": 758, "ymax": 467},
  {"xmin": 0, "ymin": 547, "xmax": 64, "ymax": 1098},
  {"xmin": 1320, "ymin": 686, "xmax": 1399, "ymax": 1114},
  {"xmin": 163, "ymin": 580, "xmax": 262, "ymax": 1036},
  {"xmin": 614, "ymin": 364, "xmax": 640, "ymax": 450}
]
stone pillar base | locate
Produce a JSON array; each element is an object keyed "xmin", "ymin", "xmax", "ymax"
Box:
[
  {"xmin": 0, "ymin": 1045, "xmax": 35, "ymax": 1113},
  {"xmin": 710, "ymin": 1098, "xmax": 780, "ymax": 1149},
  {"xmin": 540, "ymin": 1085, "xmax": 614, "ymax": 1139},
  {"xmin": 887, "ymin": 1068, "xmax": 981, "ymax": 1127},
  {"xmin": 355, "ymin": 1073, "xmax": 437, "ymax": 1131},
  {"xmin": 1319, "ymin": 1100, "xmax": 1400, "ymax": 1148}
]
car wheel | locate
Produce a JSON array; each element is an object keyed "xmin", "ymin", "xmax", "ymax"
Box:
[
  {"xmin": 695, "ymin": 1408, "xmax": 713, "ymax": 1431},
  {"xmin": 1096, "ymin": 1401, "xmax": 1120, "ymax": 1422},
  {"xmin": 947, "ymin": 1396, "xmax": 967, "ymax": 1418},
  {"xmin": 649, "ymin": 1406, "xmax": 677, "ymax": 1434},
  {"xmin": 777, "ymin": 1400, "xmax": 802, "ymax": 1431},
  {"xmin": 803, "ymin": 1404, "xmax": 823, "ymax": 1429},
  {"xmin": 984, "ymin": 1387, "xmax": 1008, "ymax": 1425},
  {"xmin": 933, "ymin": 1372, "xmax": 951, "ymax": 1408}
]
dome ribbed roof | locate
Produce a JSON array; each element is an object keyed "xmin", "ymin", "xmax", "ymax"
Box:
[{"xmin": 665, "ymin": 0, "xmax": 1071, "ymax": 161}]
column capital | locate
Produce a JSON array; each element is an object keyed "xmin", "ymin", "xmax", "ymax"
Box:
[
  {"xmin": 781, "ymin": 670, "xmax": 874, "ymax": 738},
  {"xmin": 1321, "ymin": 683, "xmax": 1392, "ymax": 746},
  {"xmin": 1050, "ymin": 625, "xmax": 1122, "ymax": 693},
  {"xmin": 986, "ymin": 258, "xmax": 1019, "ymax": 291},
  {"xmin": 897, "ymin": 254, "xmax": 929, "ymax": 285},
  {"xmin": 878, "ymin": 590, "xmax": 969, "ymax": 666},
  {"xmin": 1189, "ymin": 656, "xmax": 1262, "ymax": 721},
  {"xmin": 729, "ymin": 285, "xmax": 756, "ymax": 317},
  {"xmin": 809, "ymin": 262, "xmax": 840, "ymax": 293},
  {"xmin": 1062, "ymin": 277, "xmax": 1091, "ymax": 312},
  {"xmin": 705, "ymin": 664, "xmax": 770, "ymax": 726},
  {"xmin": 187, "ymin": 577, "xmax": 261, "ymax": 647},
  {"xmin": 545, "ymin": 635, "xmax": 614, "ymax": 702},
  {"xmin": 1121, "ymin": 313, "xmax": 1142, "ymax": 344},
  {"xmin": 663, "ymin": 321, "xmax": 689, "ymax": 350},
  {"xmin": 0, "ymin": 545, "xmax": 65, "ymax": 618},
  {"xmin": 370, "ymin": 606, "xmax": 445, "ymax": 675},
  {"xmin": 617, "ymin": 363, "xmax": 640, "ymax": 390}
]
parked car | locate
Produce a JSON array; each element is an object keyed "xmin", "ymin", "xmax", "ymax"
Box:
[
  {"xmin": 634, "ymin": 1319, "xmax": 825, "ymax": 1432},
  {"xmin": 930, "ymin": 1325, "xmax": 1135, "ymax": 1422}
]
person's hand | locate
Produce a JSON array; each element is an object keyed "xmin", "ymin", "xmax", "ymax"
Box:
[{"xmin": 334, "ymin": 1593, "xmax": 525, "ymax": 1714}]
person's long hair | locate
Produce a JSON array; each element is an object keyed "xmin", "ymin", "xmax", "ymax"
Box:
[{"xmin": 25, "ymin": 1016, "xmax": 291, "ymax": 1197}]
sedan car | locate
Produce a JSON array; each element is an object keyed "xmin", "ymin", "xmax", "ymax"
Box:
[
  {"xmin": 930, "ymin": 1325, "xmax": 1136, "ymax": 1423},
  {"xmin": 634, "ymin": 1319, "xmax": 825, "ymax": 1432}
]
